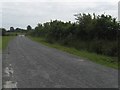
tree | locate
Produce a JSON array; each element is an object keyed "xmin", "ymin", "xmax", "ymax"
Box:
[
  {"xmin": 28, "ymin": 13, "xmax": 119, "ymax": 57},
  {"xmin": 1, "ymin": 28, "xmax": 6, "ymax": 36},
  {"xmin": 10, "ymin": 27, "xmax": 14, "ymax": 32},
  {"xmin": 27, "ymin": 25, "xmax": 32, "ymax": 31}
]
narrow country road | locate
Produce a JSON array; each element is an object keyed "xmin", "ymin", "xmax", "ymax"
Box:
[
  {"xmin": 0, "ymin": 52, "xmax": 2, "ymax": 89},
  {"xmin": 2, "ymin": 36, "xmax": 118, "ymax": 88}
]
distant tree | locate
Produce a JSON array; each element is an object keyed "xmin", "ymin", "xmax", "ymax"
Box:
[
  {"xmin": 1, "ymin": 28, "xmax": 6, "ymax": 36},
  {"xmin": 10, "ymin": 27, "xmax": 15, "ymax": 32},
  {"xmin": 15, "ymin": 28, "xmax": 21, "ymax": 32},
  {"xmin": 15, "ymin": 28, "xmax": 22, "ymax": 32},
  {"xmin": 27, "ymin": 25, "xmax": 32, "ymax": 31}
]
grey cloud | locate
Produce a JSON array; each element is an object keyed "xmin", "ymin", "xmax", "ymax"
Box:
[{"xmin": 1, "ymin": 1, "xmax": 118, "ymax": 29}]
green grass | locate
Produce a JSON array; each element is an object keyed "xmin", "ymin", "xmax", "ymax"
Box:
[
  {"xmin": 29, "ymin": 36, "xmax": 118, "ymax": 69},
  {"xmin": 2, "ymin": 36, "xmax": 15, "ymax": 50}
]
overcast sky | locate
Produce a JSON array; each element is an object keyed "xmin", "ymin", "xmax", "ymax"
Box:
[{"xmin": 0, "ymin": 0, "xmax": 119, "ymax": 30}]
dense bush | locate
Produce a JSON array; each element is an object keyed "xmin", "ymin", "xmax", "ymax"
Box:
[
  {"xmin": 0, "ymin": 28, "xmax": 6, "ymax": 36},
  {"xmin": 29, "ymin": 13, "xmax": 120, "ymax": 57}
]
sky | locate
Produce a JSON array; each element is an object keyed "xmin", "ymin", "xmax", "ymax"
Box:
[
  {"xmin": 0, "ymin": 0, "xmax": 120, "ymax": 30},
  {"xmin": 118, "ymin": 1, "xmax": 120, "ymax": 21}
]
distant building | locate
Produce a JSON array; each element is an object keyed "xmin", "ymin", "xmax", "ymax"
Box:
[{"xmin": 118, "ymin": 1, "xmax": 120, "ymax": 21}]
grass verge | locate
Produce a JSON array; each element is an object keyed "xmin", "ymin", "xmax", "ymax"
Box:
[
  {"xmin": 2, "ymin": 36, "xmax": 15, "ymax": 50},
  {"xmin": 28, "ymin": 36, "xmax": 118, "ymax": 69}
]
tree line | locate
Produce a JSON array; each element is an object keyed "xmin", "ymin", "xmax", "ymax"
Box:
[
  {"xmin": 29, "ymin": 13, "xmax": 119, "ymax": 58},
  {"xmin": 1, "ymin": 27, "xmax": 27, "ymax": 36},
  {"xmin": 1, "ymin": 13, "xmax": 120, "ymax": 58}
]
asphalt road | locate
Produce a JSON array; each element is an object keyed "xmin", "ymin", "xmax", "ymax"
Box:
[
  {"xmin": 0, "ymin": 52, "xmax": 2, "ymax": 89},
  {"xmin": 2, "ymin": 36, "xmax": 118, "ymax": 88}
]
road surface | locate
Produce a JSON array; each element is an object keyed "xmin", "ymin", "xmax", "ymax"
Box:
[
  {"xmin": 0, "ymin": 52, "xmax": 2, "ymax": 89},
  {"xmin": 2, "ymin": 36, "xmax": 118, "ymax": 88}
]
